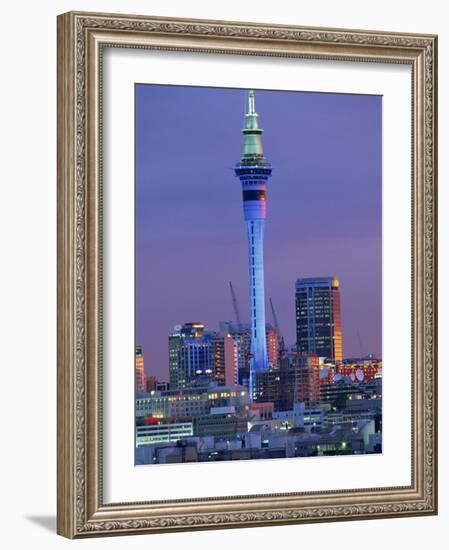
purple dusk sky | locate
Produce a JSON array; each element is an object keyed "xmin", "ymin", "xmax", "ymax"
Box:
[{"xmin": 135, "ymin": 84, "xmax": 382, "ymax": 380}]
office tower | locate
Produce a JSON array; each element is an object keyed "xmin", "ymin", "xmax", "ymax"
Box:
[
  {"xmin": 169, "ymin": 323, "xmax": 213, "ymax": 390},
  {"xmin": 211, "ymin": 333, "xmax": 238, "ymax": 386},
  {"xmin": 219, "ymin": 321, "xmax": 251, "ymax": 387},
  {"xmin": 169, "ymin": 323, "xmax": 238, "ymax": 389},
  {"xmin": 295, "ymin": 277, "xmax": 343, "ymax": 363},
  {"xmin": 135, "ymin": 346, "xmax": 146, "ymax": 393},
  {"xmin": 266, "ymin": 324, "xmax": 279, "ymax": 368},
  {"xmin": 234, "ymin": 90, "xmax": 272, "ymax": 397}
]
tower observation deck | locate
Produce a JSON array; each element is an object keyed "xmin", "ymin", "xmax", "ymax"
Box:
[{"xmin": 234, "ymin": 90, "xmax": 272, "ymax": 399}]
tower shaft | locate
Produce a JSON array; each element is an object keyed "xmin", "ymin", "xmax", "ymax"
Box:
[{"xmin": 246, "ymin": 219, "xmax": 268, "ymax": 372}]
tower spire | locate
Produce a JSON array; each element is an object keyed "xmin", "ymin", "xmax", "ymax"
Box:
[
  {"xmin": 242, "ymin": 90, "xmax": 265, "ymax": 159},
  {"xmin": 244, "ymin": 90, "xmax": 259, "ymax": 130},
  {"xmin": 248, "ymin": 89, "xmax": 256, "ymax": 114}
]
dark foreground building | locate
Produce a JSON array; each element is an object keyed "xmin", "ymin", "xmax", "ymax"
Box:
[{"xmin": 254, "ymin": 352, "xmax": 320, "ymax": 411}]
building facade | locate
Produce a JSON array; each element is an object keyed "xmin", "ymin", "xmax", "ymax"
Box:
[
  {"xmin": 337, "ymin": 356, "xmax": 382, "ymax": 382},
  {"xmin": 145, "ymin": 375, "xmax": 157, "ymax": 393},
  {"xmin": 169, "ymin": 323, "xmax": 212, "ymax": 389},
  {"xmin": 211, "ymin": 332, "xmax": 238, "ymax": 386},
  {"xmin": 219, "ymin": 321, "xmax": 251, "ymax": 387},
  {"xmin": 295, "ymin": 277, "xmax": 343, "ymax": 363},
  {"xmin": 169, "ymin": 323, "xmax": 238, "ymax": 390},
  {"xmin": 136, "ymin": 384, "xmax": 251, "ymax": 421},
  {"xmin": 266, "ymin": 324, "xmax": 279, "ymax": 368},
  {"xmin": 234, "ymin": 90, "xmax": 272, "ymax": 398},
  {"xmin": 255, "ymin": 352, "xmax": 320, "ymax": 410},
  {"xmin": 135, "ymin": 346, "xmax": 146, "ymax": 393},
  {"xmin": 194, "ymin": 412, "xmax": 248, "ymax": 438},
  {"xmin": 136, "ymin": 421, "xmax": 194, "ymax": 446}
]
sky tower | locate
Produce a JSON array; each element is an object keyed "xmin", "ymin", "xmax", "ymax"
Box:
[{"xmin": 234, "ymin": 90, "xmax": 272, "ymax": 398}]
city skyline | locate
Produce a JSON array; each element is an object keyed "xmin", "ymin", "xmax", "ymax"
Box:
[{"xmin": 136, "ymin": 84, "xmax": 382, "ymax": 380}]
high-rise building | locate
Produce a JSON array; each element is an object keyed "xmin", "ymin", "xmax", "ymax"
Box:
[
  {"xmin": 266, "ymin": 324, "xmax": 279, "ymax": 368},
  {"xmin": 295, "ymin": 277, "xmax": 343, "ymax": 363},
  {"xmin": 169, "ymin": 323, "xmax": 238, "ymax": 389},
  {"xmin": 212, "ymin": 333, "xmax": 238, "ymax": 386},
  {"xmin": 234, "ymin": 90, "xmax": 272, "ymax": 398},
  {"xmin": 219, "ymin": 321, "xmax": 251, "ymax": 387},
  {"xmin": 135, "ymin": 346, "xmax": 146, "ymax": 393},
  {"xmin": 169, "ymin": 323, "xmax": 212, "ymax": 390}
]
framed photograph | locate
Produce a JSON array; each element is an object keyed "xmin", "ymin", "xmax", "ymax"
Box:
[{"xmin": 57, "ymin": 11, "xmax": 438, "ymax": 538}]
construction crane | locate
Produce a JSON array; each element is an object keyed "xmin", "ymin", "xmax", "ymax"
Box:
[
  {"xmin": 229, "ymin": 281, "xmax": 243, "ymax": 332},
  {"xmin": 269, "ymin": 297, "xmax": 284, "ymax": 353}
]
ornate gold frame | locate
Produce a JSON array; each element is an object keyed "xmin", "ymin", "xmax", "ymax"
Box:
[{"xmin": 57, "ymin": 11, "xmax": 438, "ymax": 538}]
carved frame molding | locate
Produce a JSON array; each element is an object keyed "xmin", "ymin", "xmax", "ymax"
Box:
[{"xmin": 57, "ymin": 11, "xmax": 437, "ymax": 538}]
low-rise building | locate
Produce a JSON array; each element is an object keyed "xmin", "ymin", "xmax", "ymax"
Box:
[
  {"xmin": 136, "ymin": 420, "xmax": 193, "ymax": 446},
  {"xmin": 194, "ymin": 411, "xmax": 248, "ymax": 438},
  {"xmin": 135, "ymin": 383, "xmax": 250, "ymax": 420}
]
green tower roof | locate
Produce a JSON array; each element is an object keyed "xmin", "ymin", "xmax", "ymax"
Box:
[{"xmin": 241, "ymin": 90, "xmax": 265, "ymax": 159}]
